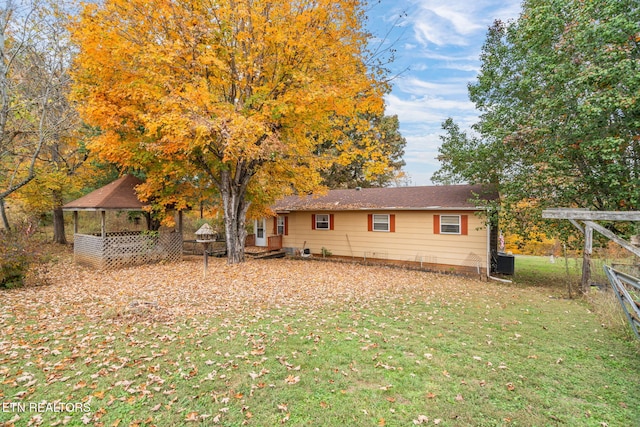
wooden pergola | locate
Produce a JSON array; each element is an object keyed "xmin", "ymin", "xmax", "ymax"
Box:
[
  {"xmin": 542, "ymin": 209, "xmax": 640, "ymax": 292},
  {"xmin": 63, "ymin": 175, "xmax": 183, "ymax": 269}
]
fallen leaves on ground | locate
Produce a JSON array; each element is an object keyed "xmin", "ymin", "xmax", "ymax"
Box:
[
  {"xmin": 2, "ymin": 256, "xmax": 505, "ymax": 326},
  {"xmin": 0, "ymin": 255, "xmax": 635, "ymax": 426}
]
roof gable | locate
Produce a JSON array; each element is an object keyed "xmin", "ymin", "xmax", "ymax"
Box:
[
  {"xmin": 62, "ymin": 175, "xmax": 147, "ymax": 210},
  {"xmin": 274, "ymin": 185, "xmax": 498, "ymax": 212}
]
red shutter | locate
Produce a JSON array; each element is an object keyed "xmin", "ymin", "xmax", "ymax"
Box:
[
  {"xmin": 368, "ymin": 214, "xmax": 373, "ymax": 231},
  {"xmin": 329, "ymin": 214, "xmax": 335, "ymax": 230},
  {"xmin": 461, "ymin": 215, "xmax": 468, "ymax": 235},
  {"xmin": 390, "ymin": 214, "xmax": 395, "ymax": 232},
  {"xmin": 311, "ymin": 214, "xmax": 316, "ymax": 230},
  {"xmin": 284, "ymin": 216, "xmax": 288, "ymax": 236},
  {"xmin": 273, "ymin": 217, "xmax": 278, "ymax": 234},
  {"xmin": 433, "ymin": 215, "xmax": 440, "ymax": 234}
]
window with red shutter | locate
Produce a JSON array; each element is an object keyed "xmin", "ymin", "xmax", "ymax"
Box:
[
  {"xmin": 370, "ymin": 214, "xmax": 393, "ymax": 232},
  {"xmin": 314, "ymin": 214, "xmax": 330, "ymax": 230},
  {"xmin": 277, "ymin": 216, "xmax": 288, "ymax": 235},
  {"xmin": 438, "ymin": 215, "xmax": 464, "ymax": 234}
]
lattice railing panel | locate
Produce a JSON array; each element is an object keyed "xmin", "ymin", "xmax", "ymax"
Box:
[
  {"xmin": 74, "ymin": 234, "xmax": 105, "ymax": 268},
  {"xmin": 160, "ymin": 233, "xmax": 183, "ymax": 263},
  {"xmin": 73, "ymin": 232, "xmax": 183, "ymax": 269}
]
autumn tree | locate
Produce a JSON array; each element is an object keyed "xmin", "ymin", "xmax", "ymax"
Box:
[
  {"xmin": 18, "ymin": 1, "xmax": 87, "ymax": 244},
  {"xmin": 0, "ymin": 0, "xmax": 82, "ymax": 234},
  {"xmin": 71, "ymin": 0, "xmax": 389, "ymax": 263},
  {"xmin": 321, "ymin": 112, "xmax": 405, "ymax": 189},
  {"xmin": 434, "ymin": 0, "xmax": 640, "ymax": 241}
]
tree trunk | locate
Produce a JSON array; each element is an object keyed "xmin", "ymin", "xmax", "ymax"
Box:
[
  {"xmin": 220, "ymin": 168, "xmax": 251, "ymax": 264},
  {"xmin": 0, "ymin": 197, "xmax": 9, "ymax": 231},
  {"xmin": 145, "ymin": 213, "xmax": 161, "ymax": 231},
  {"xmin": 52, "ymin": 189, "xmax": 67, "ymax": 244}
]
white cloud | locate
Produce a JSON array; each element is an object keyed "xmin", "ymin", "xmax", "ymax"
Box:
[
  {"xmin": 385, "ymin": 94, "xmax": 446, "ymax": 124},
  {"xmin": 372, "ymin": 0, "xmax": 522, "ymax": 185},
  {"xmin": 409, "ymin": 0, "xmax": 490, "ymax": 47},
  {"xmin": 430, "ymin": 6, "xmax": 484, "ymax": 35},
  {"xmin": 401, "ymin": 133, "xmax": 444, "ymax": 184},
  {"xmin": 394, "ymin": 76, "xmax": 470, "ymax": 98}
]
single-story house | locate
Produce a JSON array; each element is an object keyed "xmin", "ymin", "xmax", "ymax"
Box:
[{"xmin": 255, "ymin": 184, "xmax": 499, "ymax": 277}]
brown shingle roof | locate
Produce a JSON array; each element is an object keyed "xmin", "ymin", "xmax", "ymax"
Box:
[
  {"xmin": 274, "ymin": 184, "xmax": 498, "ymax": 212},
  {"xmin": 62, "ymin": 175, "xmax": 148, "ymax": 210}
]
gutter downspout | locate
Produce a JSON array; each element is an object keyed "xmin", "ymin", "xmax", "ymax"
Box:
[{"xmin": 486, "ymin": 216, "xmax": 491, "ymax": 280}]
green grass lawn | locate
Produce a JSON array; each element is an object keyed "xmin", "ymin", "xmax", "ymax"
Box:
[{"xmin": 0, "ymin": 256, "xmax": 638, "ymax": 426}]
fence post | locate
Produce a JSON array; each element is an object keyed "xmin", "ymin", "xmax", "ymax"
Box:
[{"xmin": 581, "ymin": 224, "xmax": 592, "ymax": 293}]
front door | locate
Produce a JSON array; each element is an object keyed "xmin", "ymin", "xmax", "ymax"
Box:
[{"xmin": 255, "ymin": 218, "xmax": 267, "ymax": 247}]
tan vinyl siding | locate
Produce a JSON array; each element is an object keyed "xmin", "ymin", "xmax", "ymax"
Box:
[{"xmin": 277, "ymin": 210, "xmax": 488, "ymax": 270}]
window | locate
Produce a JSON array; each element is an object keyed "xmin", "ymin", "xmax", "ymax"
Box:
[
  {"xmin": 372, "ymin": 214, "xmax": 390, "ymax": 232},
  {"xmin": 433, "ymin": 214, "xmax": 463, "ymax": 235},
  {"xmin": 312, "ymin": 214, "xmax": 334, "ymax": 230},
  {"xmin": 315, "ymin": 214, "xmax": 329, "ymax": 230},
  {"xmin": 273, "ymin": 216, "xmax": 288, "ymax": 235},
  {"xmin": 277, "ymin": 216, "xmax": 285, "ymax": 235},
  {"xmin": 367, "ymin": 214, "xmax": 395, "ymax": 232},
  {"xmin": 433, "ymin": 214, "xmax": 468, "ymax": 235},
  {"xmin": 256, "ymin": 219, "xmax": 265, "ymax": 238},
  {"xmin": 440, "ymin": 215, "xmax": 461, "ymax": 234}
]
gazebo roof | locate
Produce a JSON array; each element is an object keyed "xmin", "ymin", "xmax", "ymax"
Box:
[{"xmin": 62, "ymin": 175, "xmax": 148, "ymax": 211}]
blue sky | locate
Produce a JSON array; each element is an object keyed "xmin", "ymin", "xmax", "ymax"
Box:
[{"xmin": 367, "ymin": 0, "xmax": 522, "ymax": 185}]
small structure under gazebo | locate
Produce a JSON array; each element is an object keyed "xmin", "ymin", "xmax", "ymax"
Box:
[{"xmin": 62, "ymin": 175, "xmax": 183, "ymax": 269}]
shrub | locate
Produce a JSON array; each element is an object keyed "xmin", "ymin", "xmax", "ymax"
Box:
[{"xmin": 0, "ymin": 226, "xmax": 37, "ymax": 288}]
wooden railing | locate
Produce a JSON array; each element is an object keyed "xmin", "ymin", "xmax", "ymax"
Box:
[{"xmin": 268, "ymin": 235, "xmax": 283, "ymax": 251}]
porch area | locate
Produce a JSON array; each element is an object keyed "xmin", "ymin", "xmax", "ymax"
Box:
[
  {"xmin": 183, "ymin": 234, "xmax": 285, "ymax": 259},
  {"xmin": 246, "ymin": 234, "xmax": 285, "ymax": 258}
]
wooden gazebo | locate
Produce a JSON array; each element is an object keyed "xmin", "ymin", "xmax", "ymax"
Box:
[{"xmin": 62, "ymin": 175, "xmax": 183, "ymax": 269}]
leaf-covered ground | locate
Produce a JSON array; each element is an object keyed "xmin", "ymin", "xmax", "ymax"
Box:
[
  {"xmin": 4, "ymin": 257, "xmax": 506, "ymax": 322},
  {"xmin": 1, "ymin": 257, "xmax": 638, "ymax": 426}
]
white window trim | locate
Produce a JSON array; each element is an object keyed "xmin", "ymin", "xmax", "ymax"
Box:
[
  {"xmin": 256, "ymin": 219, "xmax": 265, "ymax": 238},
  {"xmin": 315, "ymin": 214, "xmax": 330, "ymax": 230},
  {"xmin": 277, "ymin": 216, "xmax": 285, "ymax": 235},
  {"xmin": 372, "ymin": 214, "xmax": 390, "ymax": 232},
  {"xmin": 440, "ymin": 215, "xmax": 461, "ymax": 235}
]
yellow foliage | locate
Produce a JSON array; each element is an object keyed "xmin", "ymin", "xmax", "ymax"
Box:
[{"xmin": 71, "ymin": 0, "xmax": 388, "ymax": 231}]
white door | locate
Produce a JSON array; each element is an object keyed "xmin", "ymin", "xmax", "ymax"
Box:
[{"xmin": 255, "ymin": 218, "xmax": 267, "ymax": 247}]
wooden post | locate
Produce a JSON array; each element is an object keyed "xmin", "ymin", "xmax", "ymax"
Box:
[
  {"xmin": 101, "ymin": 210, "xmax": 106, "ymax": 238},
  {"xmin": 581, "ymin": 224, "xmax": 592, "ymax": 293},
  {"xmin": 563, "ymin": 242, "xmax": 572, "ymax": 299},
  {"xmin": 203, "ymin": 242, "xmax": 210, "ymax": 279},
  {"xmin": 73, "ymin": 211, "xmax": 78, "ymax": 234},
  {"xmin": 203, "ymin": 248, "xmax": 208, "ymax": 279}
]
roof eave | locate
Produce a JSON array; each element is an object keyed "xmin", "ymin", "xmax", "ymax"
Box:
[
  {"xmin": 275, "ymin": 206, "xmax": 488, "ymax": 213},
  {"xmin": 62, "ymin": 206, "xmax": 149, "ymax": 212}
]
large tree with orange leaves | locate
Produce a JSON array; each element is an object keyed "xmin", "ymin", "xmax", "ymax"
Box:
[{"xmin": 71, "ymin": 0, "xmax": 390, "ymax": 263}]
